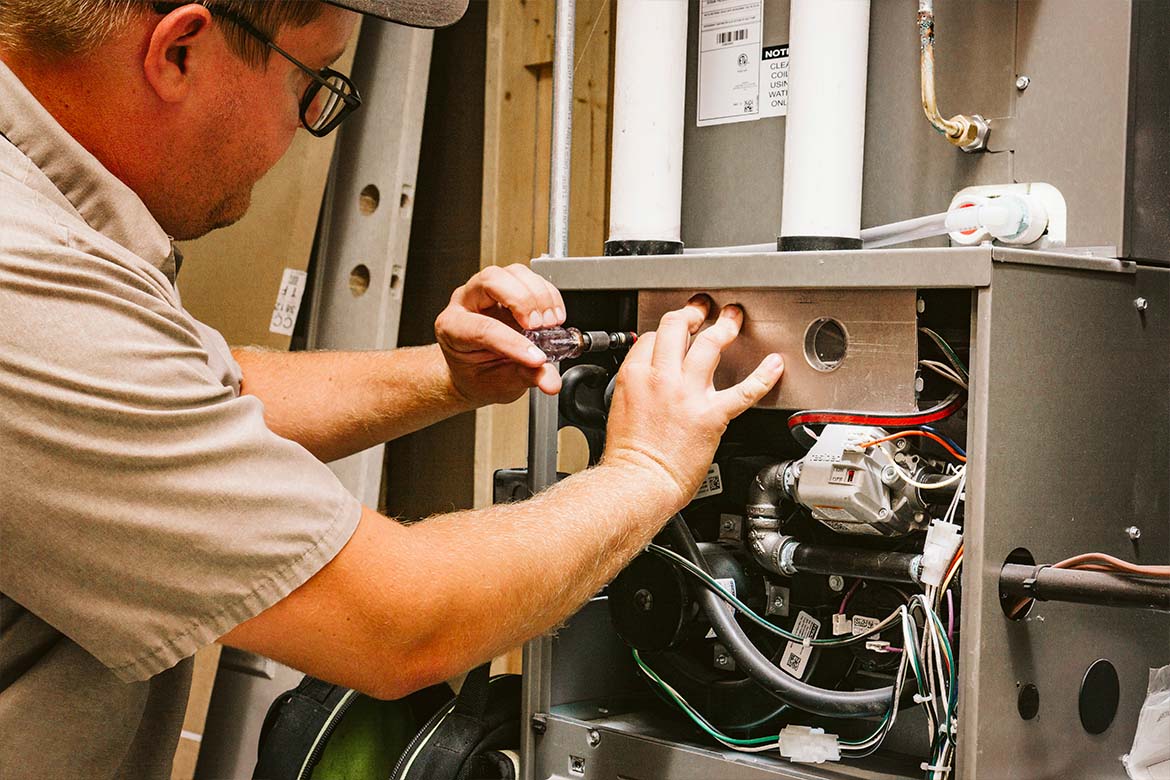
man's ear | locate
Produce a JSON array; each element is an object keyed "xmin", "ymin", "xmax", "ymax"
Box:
[{"xmin": 143, "ymin": 4, "xmax": 214, "ymax": 103}]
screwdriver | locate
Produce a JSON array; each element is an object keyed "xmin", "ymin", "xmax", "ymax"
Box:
[{"xmin": 524, "ymin": 327, "xmax": 638, "ymax": 362}]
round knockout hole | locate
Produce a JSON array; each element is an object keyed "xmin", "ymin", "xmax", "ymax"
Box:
[
  {"xmin": 1000, "ymin": 547, "xmax": 1036, "ymax": 620},
  {"xmin": 1080, "ymin": 659, "xmax": 1119, "ymax": 735},
  {"xmin": 348, "ymin": 264, "xmax": 371, "ymax": 297},
  {"xmin": 358, "ymin": 184, "xmax": 380, "ymax": 215},
  {"xmin": 803, "ymin": 317, "xmax": 848, "ymax": 372},
  {"xmin": 1017, "ymin": 683, "xmax": 1040, "ymax": 720}
]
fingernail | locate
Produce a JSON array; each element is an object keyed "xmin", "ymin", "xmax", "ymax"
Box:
[
  {"xmin": 543, "ymin": 308, "xmax": 556, "ymax": 324},
  {"xmin": 687, "ymin": 293, "xmax": 713, "ymax": 307},
  {"xmin": 722, "ymin": 303, "xmax": 744, "ymax": 318},
  {"xmin": 530, "ymin": 310, "xmax": 544, "ymax": 327},
  {"xmin": 528, "ymin": 345, "xmax": 548, "ymax": 362},
  {"xmin": 765, "ymin": 353, "xmax": 784, "ymax": 371},
  {"xmin": 555, "ymin": 307, "xmax": 566, "ymax": 322}
]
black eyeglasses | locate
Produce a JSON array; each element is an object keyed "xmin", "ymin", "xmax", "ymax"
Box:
[{"xmin": 153, "ymin": 3, "xmax": 362, "ymax": 137}]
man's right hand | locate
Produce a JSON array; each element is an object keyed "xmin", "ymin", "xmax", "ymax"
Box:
[{"xmin": 602, "ymin": 295, "xmax": 784, "ymax": 508}]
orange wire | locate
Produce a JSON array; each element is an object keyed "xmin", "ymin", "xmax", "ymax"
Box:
[{"xmin": 857, "ymin": 430, "xmax": 967, "ymax": 463}]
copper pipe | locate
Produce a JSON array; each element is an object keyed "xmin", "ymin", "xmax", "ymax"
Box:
[{"xmin": 917, "ymin": 0, "xmax": 987, "ymax": 151}]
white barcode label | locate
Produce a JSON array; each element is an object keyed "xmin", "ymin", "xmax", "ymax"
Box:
[
  {"xmin": 694, "ymin": 463, "xmax": 723, "ymax": 500},
  {"xmin": 852, "ymin": 615, "xmax": 880, "ymax": 636},
  {"xmin": 780, "ymin": 611, "xmax": 821, "ymax": 678},
  {"xmin": 697, "ymin": 0, "xmax": 763, "ymax": 126},
  {"xmin": 269, "ymin": 268, "xmax": 308, "ymax": 336},
  {"xmin": 716, "ymin": 28, "xmax": 749, "ymax": 45}
]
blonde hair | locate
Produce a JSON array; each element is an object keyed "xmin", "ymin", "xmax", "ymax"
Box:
[{"xmin": 0, "ymin": 1, "xmax": 324, "ymax": 64}]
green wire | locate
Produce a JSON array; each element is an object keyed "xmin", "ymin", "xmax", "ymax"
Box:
[
  {"xmin": 632, "ymin": 649, "xmax": 780, "ymax": 747},
  {"xmin": 919, "ymin": 327, "xmax": 969, "ymax": 380},
  {"xmin": 646, "ymin": 545, "xmax": 899, "ymax": 648}
]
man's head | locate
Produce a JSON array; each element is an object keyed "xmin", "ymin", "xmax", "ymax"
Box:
[{"xmin": 0, "ymin": 2, "xmax": 362, "ymax": 239}]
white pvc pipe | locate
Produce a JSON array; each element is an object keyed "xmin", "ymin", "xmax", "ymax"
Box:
[
  {"xmin": 779, "ymin": 0, "xmax": 871, "ymax": 248},
  {"xmin": 607, "ymin": 0, "xmax": 688, "ymax": 250}
]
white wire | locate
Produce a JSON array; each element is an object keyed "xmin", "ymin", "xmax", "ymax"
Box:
[
  {"xmin": 892, "ymin": 462, "xmax": 965, "ymax": 489},
  {"xmin": 919, "ymin": 360, "xmax": 969, "ymax": 390}
]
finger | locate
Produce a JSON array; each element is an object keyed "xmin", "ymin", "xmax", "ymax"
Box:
[
  {"xmin": 455, "ymin": 266, "xmax": 546, "ymax": 330},
  {"xmin": 503, "ymin": 264, "xmax": 558, "ymax": 328},
  {"xmin": 542, "ymin": 278, "xmax": 567, "ymax": 324},
  {"xmin": 620, "ymin": 330, "xmax": 656, "ymax": 369},
  {"xmin": 535, "ymin": 363, "xmax": 562, "ymax": 395},
  {"xmin": 650, "ymin": 295, "xmax": 712, "ymax": 371},
  {"xmin": 683, "ymin": 304, "xmax": 744, "ymax": 384},
  {"xmin": 713, "ymin": 353, "xmax": 784, "ymax": 419},
  {"xmin": 444, "ymin": 311, "xmax": 548, "ymax": 367}
]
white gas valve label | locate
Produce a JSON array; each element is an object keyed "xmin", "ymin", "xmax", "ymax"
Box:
[
  {"xmin": 694, "ymin": 463, "xmax": 724, "ymax": 500},
  {"xmin": 781, "ymin": 610, "xmax": 821, "ymax": 677},
  {"xmin": 269, "ymin": 268, "xmax": 308, "ymax": 336}
]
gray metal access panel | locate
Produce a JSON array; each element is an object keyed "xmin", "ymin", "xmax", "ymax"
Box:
[{"xmin": 523, "ymin": 248, "xmax": 1169, "ymax": 780}]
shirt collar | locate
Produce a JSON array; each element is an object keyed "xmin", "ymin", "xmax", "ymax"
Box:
[{"xmin": 0, "ymin": 59, "xmax": 176, "ymax": 280}]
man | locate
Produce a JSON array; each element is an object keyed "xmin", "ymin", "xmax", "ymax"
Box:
[{"xmin": 0, "ymin": 1, "xmax": 784, "ymax": 777}]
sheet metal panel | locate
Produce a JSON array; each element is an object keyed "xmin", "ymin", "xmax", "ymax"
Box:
[{"xmin": 638, "ymin": 289, "xmax": 918, "ymax": 412}]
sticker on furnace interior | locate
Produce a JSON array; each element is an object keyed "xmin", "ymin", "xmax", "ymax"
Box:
[
  {"xmin": 705, "ymin": 577, "xmax": 738, "ymax": 639},
  {"xmin": 780, "ymin": 610, "xmax": 821, "ymax": 677},
  {"xmin": 696, "ymin": 0, "xmax": 763, "ymax": 126},
  {"xmin": 694, "ymin": 463, "xmax": 724, "ymax": 500},
  {"xmin": 759, "ymin": 43, "xmax": 789, "ymax": 118}
]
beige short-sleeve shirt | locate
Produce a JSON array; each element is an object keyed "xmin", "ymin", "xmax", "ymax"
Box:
[{"xmin": 0, "ymin": 61, "xmax": 362, "ymax": 779}]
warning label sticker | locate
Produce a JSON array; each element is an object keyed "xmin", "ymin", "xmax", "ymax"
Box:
[{"xmin": 759, "ymin": 44, "xmax": 789, "ymax": 118}]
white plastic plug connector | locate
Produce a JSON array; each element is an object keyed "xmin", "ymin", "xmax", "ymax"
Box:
[
  {"xmin": 920, "ymin": 519, "xmax": 963, "ymax": 587},
  {"xmin": 944, "ymin": 194, "xmax": 1049, "ymax": 246},
  {"xmin": 778, "ymin": 725, "xmax": 841, "ymax": 764}
]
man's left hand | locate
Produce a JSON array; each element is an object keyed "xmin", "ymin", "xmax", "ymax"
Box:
[{"xmin": 435, "ymin": 264, "xmax": 566, "ymax": 406}]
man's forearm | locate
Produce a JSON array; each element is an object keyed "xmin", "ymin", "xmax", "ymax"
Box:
[
  {"xmin": 233, "ymin": 345, "xmax": 475, "ymax": 462},
  {"xmin": 222, "ymin": 456, "xmax": 684, "ymax": 700}
]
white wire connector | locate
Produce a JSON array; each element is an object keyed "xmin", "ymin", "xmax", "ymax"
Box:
[
  {"xmin": 778, "ymin": 725, "xmax": 841, "ymax": 764},
  {"xmin": 920, "ymin": 519, "xmax": 963, "ymax": 587}
]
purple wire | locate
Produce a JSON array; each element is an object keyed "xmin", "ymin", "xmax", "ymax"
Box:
[{"xmin": 946, "ymin": 589, "xmax": 955, "ymax": 642}]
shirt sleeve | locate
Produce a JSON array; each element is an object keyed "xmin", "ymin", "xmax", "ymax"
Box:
[{"xmin": 0, "ymin": 238, "xmax": 362, "ymax": 683}]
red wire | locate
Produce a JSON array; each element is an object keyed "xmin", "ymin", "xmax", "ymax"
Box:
[{"xmin": 787, "ymin": 392, "xmax": 965, "ymax": 432}]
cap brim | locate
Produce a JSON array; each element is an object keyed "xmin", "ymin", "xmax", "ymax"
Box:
[{"xmin": 326, "ymin": 0, "xmax": 469, "ymax": 28}]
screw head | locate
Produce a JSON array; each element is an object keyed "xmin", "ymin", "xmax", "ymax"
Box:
[
  {"xmin": 1134, "ymin": 297, "xmax": 1149, "ymax": 312},
  {"xmin": 715, "ymin": 652, "xmax": 730, "ymax": 667},
  {"xmin": 1015, "ymin": 75, "xmax": 1031, "ymax": 91},
  {"xmin": 1126, "ymin": 526, "xmax": 1142, "ymax": 541},
  {"xmin": 587, "ymin": 729, "xmax": 601, "ymax": 747},
  {"xmin": 634, "ymin": 588, "xmax": 654, "ymax": 612},
  {"xmin": 721, "ymin": 518, "xmax": 735, "ymax": 532},
  {"xmin": 772, "ymin": 594, "xmax": 785, "ymax": 608},
  {"xmin": 877, "ymin": 507, "xmax": 891, "ymax": 519},
  {"xmin": 828, "ymin": 575, "xmax": 846, "ymax": 592}
]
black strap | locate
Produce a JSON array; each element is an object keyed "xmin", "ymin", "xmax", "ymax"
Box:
[{"xmin": 451, "ymin": 663, "xmax": 492, "ymax": 718}]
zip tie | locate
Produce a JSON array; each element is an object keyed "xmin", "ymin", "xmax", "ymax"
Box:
[
  {"xmin": 920, "ymin": 762, "xmax": 952, "ymax": 775},
  {"xmin": 914, "ymin": 692, "xmax": 934, "ymax": 704},
  {"xmin": 802, "ymin": 637, "xmax": 811, "ymax": 647}
]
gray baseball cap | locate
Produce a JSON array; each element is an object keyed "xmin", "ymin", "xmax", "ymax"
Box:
[{"xmin": 326, "ymin": 0, "xmax": 469, "ymax": 28}]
